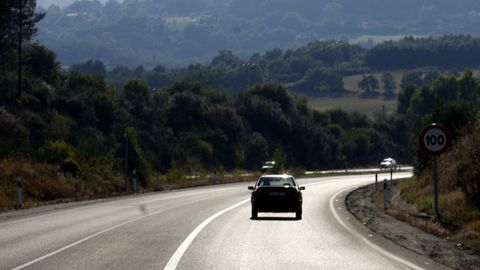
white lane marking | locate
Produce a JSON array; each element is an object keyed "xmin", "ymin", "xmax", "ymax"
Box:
[
  {"xmin": 329, "ymin": 190, "xmax": 425, "ymax": 270},
  {"xmin": 164, "ymin": 199, "xmax": 250, "ymax": 270},
  {"xmin": 163, "ymin": 180, "xmax": 330, "ymax": 270},
  {"xmin": 163, "ymin": 174, "xmax": 413, "ymax": 270},
  {"xmin": 11, "ymin": 174, "xmax": 411, "ymax": 270},
  {"xmin": 12, "ymin": 207, "xmax": 176, "ymax": 270}
]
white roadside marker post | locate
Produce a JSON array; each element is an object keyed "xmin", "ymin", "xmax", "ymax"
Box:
[{"xmin": 16, "ymin": 176, "xmax": 23, "ymax": 209}]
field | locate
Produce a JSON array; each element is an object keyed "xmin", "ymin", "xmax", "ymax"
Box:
[
  {"xmin": 309, "ymin": 70, "xmax": 480, "ymax": 115},
  {"xmin": 308, "ymin": 95, "xmax": 397, "ymax": 115},
  {"xmin": 343, "ymin": 71, "xmax": 404, "ymax": 93},
  {"xmin": 308, "ymin": 71, "xmax": 403, "ymax": 115}
]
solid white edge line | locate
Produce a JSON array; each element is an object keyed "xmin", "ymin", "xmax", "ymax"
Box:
[
  {"xmin": 11, "ymin": 208, "xmax": 172, "ymax": 270},
  {"xmin": 163, "ymin": 199, "xmax": 250, "ymax": 270},
  {"xmin": 329, "ymin": 189, "xmax": 425, "ymax": 270},
  {"xmin": 11, "ymin": 175, "xmax": 411, "ymax": 270},
  {"xmin": 163, "ymin": 180, "xmax": 326, "ymax": 270}
]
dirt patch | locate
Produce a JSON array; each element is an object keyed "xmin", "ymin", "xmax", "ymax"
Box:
[{"xmin": 346, "ymin": 180, "xmax": 480, "ymax": 270}]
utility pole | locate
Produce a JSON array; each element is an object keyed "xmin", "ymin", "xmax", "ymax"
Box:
[{"xmin": 17, "ymin": 0, "xmax": 23, "ymax": 98}]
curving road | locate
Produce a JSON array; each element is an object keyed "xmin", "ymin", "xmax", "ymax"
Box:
[{"xmin": 0, "ymin": 172, "xmax": 446, "ymax": 270}]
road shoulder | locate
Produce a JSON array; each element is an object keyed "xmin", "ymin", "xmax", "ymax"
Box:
[{"xmin": 346, "ymin": 181, "xmax": 480, "ymax": 270}]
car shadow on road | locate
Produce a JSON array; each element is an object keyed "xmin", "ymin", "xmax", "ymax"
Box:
[{"xmin": 251, "ymin": 217, "xmax": 299, "ymax": 221}]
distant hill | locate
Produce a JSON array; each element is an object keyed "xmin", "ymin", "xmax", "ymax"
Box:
[
  {"xmin": 37, "ymin": 0, "xmax": 480, "ymax": 67},
  {"xmin": 38, "ymin": 0, "xmax": 113, "ymax": 8}
]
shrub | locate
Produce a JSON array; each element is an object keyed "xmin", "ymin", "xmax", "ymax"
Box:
[
  {"xmin": 39, "ymin": 140, "xmax": 76, "ymax": 163},
  {"xmin": 60, "ymin": 158, "xmax": 81, "ymax": 177},
  {"xmin": 166, "ymin": 168, "xmax": 185, "ymax": 183},
  {"xmin": 287, "ymin": 167, "xmax": 305, "ymax": 177},
  {"xmin": 441, "ymin": 119, "xmax": 480, "ymax": 207},
  {"xmin": 440, "ymin": 190, "xmax": 480, "ymax": 229}
]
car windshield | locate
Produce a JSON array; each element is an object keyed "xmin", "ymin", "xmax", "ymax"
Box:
[{"xmin": 257, "ymin": 177, "xmax": 295, "ymax": 187}]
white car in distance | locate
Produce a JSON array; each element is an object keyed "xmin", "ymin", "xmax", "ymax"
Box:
[{"xmin": 380, "ymin": 158, "xmax": 397, "ymax": 170}]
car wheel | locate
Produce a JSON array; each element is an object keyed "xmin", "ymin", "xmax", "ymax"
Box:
[
  {"xmin": 296, "ymin": 210, "xmax": 302, "ymax": 220},
  {"xmin": 251, "ymin": 208, "xmax": 258, "ymax": 219}
]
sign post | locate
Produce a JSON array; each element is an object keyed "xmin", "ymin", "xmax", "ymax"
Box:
[
  {"xmin": 115, "ymin": 135, "xmax": 139, "ymax": 191},
  {"xmin": 419, "ymin": 123, "xmax": 451, "ymax": 219}
]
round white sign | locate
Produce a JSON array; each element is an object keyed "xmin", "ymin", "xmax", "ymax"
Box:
[{"xmin": 419, "ymin": 124, "xmax": 451, "ymax": 156}]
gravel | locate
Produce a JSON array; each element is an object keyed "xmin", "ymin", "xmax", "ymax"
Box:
[{"xmin": 346, "ymin": 180, "xmax": 480, "ymax": 270}]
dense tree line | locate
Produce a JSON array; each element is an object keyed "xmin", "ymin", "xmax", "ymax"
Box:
[
  {"xmin": 0, "ymin": 45, "xmax": 410, "ymax": 179},
  {"xmin": 366, "ymin": 35, "xmax": 480, "ymax": 69},
  {"xmin": 69, "ymin": 35, "xmax": 480, "ymax": 99},
  {"xmin": 0, "ymin": 18, "xmax": 409, "ymax": 190}
]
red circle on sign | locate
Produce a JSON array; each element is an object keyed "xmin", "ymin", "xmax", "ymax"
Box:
[{"xmin": 419, "ymin": 123, "xmax": 451, "ymax": 156}]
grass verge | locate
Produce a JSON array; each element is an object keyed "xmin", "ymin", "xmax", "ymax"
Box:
[{"xmin": 374, "ymin": 178, "xmax": 480, "ymax": 254}]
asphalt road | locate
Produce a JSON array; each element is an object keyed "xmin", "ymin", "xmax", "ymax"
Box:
[{"xmin": 0, "ymin": 172, "xmax": 445, "ymax": 270}]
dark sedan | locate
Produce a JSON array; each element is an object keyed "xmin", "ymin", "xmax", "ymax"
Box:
[{"xmin": 248, "ymin": 174, "xmax": 305, "ymax": 219}]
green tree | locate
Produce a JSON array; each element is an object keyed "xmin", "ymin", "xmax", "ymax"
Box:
[
  {"xmin": 382, "ymin": 73, "xmax": 396, "ymax": 99},
  {"xmin": 244, "ymin": 132, "xmax": 268, "ymax": 170},
  {"xmin": 23, "ymin": 44, "xmax": 60, "ymax": 84},
  {"xmin": 0, "ymin": 0, "xmax": 44, "ymax": 69},
  {"xmin": 124, "ymin": 127, "xmax": 153, "ymax": 187},
  {"xmin": 122, "ymin": 79, "xmax": 152, "ymax": 125},
  {"xmin": 71, "ymin": 59, "xmax": 107, "ymax": 77},
  {"xmin": 358, "ymin": 75, "xmax": 379, "ymax": 97}
]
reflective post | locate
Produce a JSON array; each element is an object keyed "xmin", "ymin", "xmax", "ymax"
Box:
[
  {"xmin": 132, "ymin": 169, "xmax": 137, "ymax": 194},
  {"xmin": 383, "ymin": 179, "xmax": 388, "ymax": 211},
  {"xmin": 214, "ymin": 168, "xmax": 217, "ymax": 184},
  {"xmin": 16, "ymin": 176, "xmax": 23, "ymax": 209},
  {"xmin": 375, "ymin": 173, "xmax": 378, "ymax": 191},
  {"xmin": 125, "ymin": 136, "xmax": 128, "ymax": 190}
]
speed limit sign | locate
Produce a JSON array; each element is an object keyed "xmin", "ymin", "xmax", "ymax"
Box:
[{"xmin": 419, "ymin": 123, "xmax": 451, "ymax": 156}]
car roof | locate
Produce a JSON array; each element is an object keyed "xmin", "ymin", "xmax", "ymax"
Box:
[{"xmin": 260, "ymin": 174, "xmax": 294, "ymax": 178}]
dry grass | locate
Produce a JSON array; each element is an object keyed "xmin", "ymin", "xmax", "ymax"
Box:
[
  {"xmin": 308, "ymin": 95, "xmax": 397, "ymax": 115},
  {"xmin": 397, "ymin": 177, "xmax": 480, "ymax": 253},
  {"xmin": 0, "ymin": 158, "xmax": 83, "ymax": 210},
  {"xmin": 150, "ymin": 170, "xmax": 259, "ymax": 191},
  {"xmin": 373, "ymin": 187, "xmax": 450, "ymax": 239},
  {"xmin": 467, "ymin": 220, "xmax": 480, "ymax": 232},
  {"xmin": 394, "ymin": 119, "xmax": 480, "ymax": 253},
  {"xmin": 0, "ymin": 157, "xmax": 259, "ymax": 212}
]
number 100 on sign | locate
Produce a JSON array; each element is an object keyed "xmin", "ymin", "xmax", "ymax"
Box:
[
  {"xmin": 419, "ymin": 124, "xmax": 451, "ymax": 156},
  {"xmin": 424, "ymin": 130, "xmax": 446, "ymax": 150}
]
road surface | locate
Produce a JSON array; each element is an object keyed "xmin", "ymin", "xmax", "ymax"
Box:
[{"xmin": 0, "ymin": 172, "xmax": 445, "ymax": 270}]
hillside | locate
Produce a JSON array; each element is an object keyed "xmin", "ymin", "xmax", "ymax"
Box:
[{"xmin": 37, "ymin": 0, "xmax": 480, "ymax": 67}]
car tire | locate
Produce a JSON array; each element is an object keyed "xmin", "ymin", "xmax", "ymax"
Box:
[
  {"xmin": 296, "ymin": 210, "xmax": 302, "ymax": 220},
  {"xmin": 251, "ymin": 208, "xmax": 258, "ymax": 219}
]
